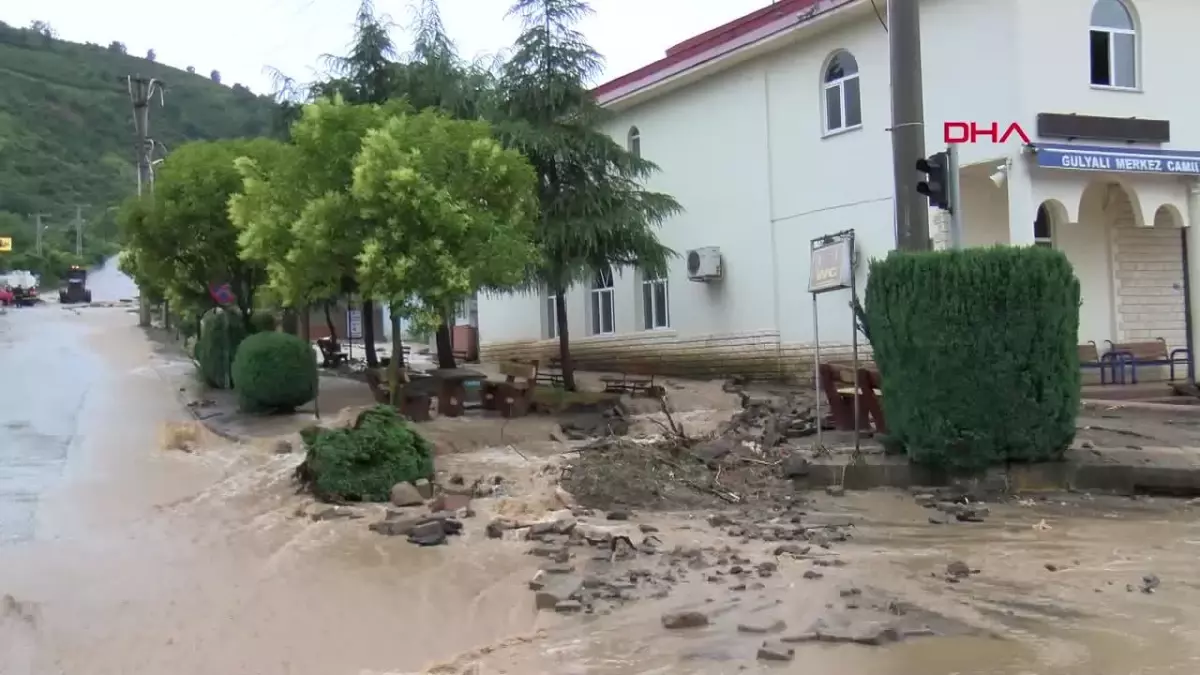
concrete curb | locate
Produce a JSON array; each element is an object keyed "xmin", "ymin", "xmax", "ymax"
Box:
[{"xmin": 1082, "ymin": 398, "xmax": 1200, "ymax": 415}]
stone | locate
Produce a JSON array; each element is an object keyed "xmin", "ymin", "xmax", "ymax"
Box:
[
  {"xmin": 803, "ymin": 570, "xmax": 823, "ymax": 580},
  {"xmin": 946, "ymin": 560, "xmax": 971, "ymax": 578},
  {"xmin": 913, "ymin": 493, "xmax": 937, "ymax": 508},
  {"xmin": 1044, "ymin": 563, "xmax": 1060, "ymax": 572},
  {"xmin": 639, "ymin": 523, "xmax": 659, "ymax": 533},
  {"xmin": 1141, "ymin": 574, "xmax": 1161, "ymax": 593},
  {"xmin": 389, "ymin": 482, "xmax": 425, "ymax": 507},
  {"xmin": 413, "ymin": 478, "xmax": 433, "ymax": 499},
  {"xmin": 534, "ymin": 577, "xmax": 582, "ymax": 610},
  {"xmin": 738, "ymin": 619, "xmax": 786, "ymax": 634},
  {"xmin": 408, "ymin": 520, "xmax": 447, "ymax": 546},
  {"xmin": 781, "ymin": 455, "xmax": 811, "ymax": 478},
  {"xmin": 707, "ymin": 513, "xmax": 736, "ymax": 527},
  {"xmin": 606, "ymin": 510, "xmax": 630, "ymax": 521},
  {"xmin": 662, "ymin": 610, "xmax": 709, "ymax": 629},
  {"xmin": 486, "ymin": 517, "xmax": 519, "ymax": 539},
  {"xmin": 846, "ymin": 621, "xmax": 901, "ymax": 646},
  {"xmin": 369, "ymin": 515, "xmax": 427, "ymax": 536},
  {"xmin": 756, "ymin": 642, "xmax": 794, "ymax": 661},
  {"xmin": 825, "ymin": 485, "xmax": 846, "ymax": 497},
  {"xmin": 839, "ymin": 586, "xmax": 861, "ymax": 597},
  {"xmin": 554, "ymin": 600, "xmax": 584, "ymax": 613},
  {"xmin": 273, "ymin": 439, "xmax": 293, "ymax": 454},
  {"xmin": 773, "ymin": 543, "xmax": 810, "ymax": 557},
  {"xmin": 430, "ymin": 493, "xmax": 472, "ymax": 512}
]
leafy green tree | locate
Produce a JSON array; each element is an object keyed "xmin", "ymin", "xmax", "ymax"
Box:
[
  {"xmin": 353, "ymin": 110, "xmax": 540, "ymax": 395},
  {"xmin": 118, "ymin": 138, "xmax": 284, "ymax": 326},
  {"xmin": 231, "ymin": 97, "xmax": 409, "ymax": 332},
  {"xmin": 495, "ymin": 0, "xmax": 681, "ymax": 390}
]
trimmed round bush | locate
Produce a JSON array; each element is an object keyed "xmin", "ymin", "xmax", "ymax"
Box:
[
  {"xmin": 231, "ymin": 331, "xmax": 318, "ymax": 413},
  {"xmin": 296, "ymin": 405, "xmax": 435, "ymax": 502},
  {"xmin": 195, "ymin": 309, "xmax": 247, "ymax": 389}
]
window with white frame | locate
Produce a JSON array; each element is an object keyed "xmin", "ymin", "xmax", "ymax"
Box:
[
  {"xmin": 642, "ymin": 270, "xmax": 669, "ymax": 330},
  {"xmin": 822, "ymin": 51, "xmax": 862, "ymax": 134},
  {"xmin": 627, "ymin": 126, "xmax": 641, "ymax": 158},
  {"xmin": 544, "ymin": 291, "xmax": 561, "ymax": 339},
  {"xmin": 1034, "ymin": 204, "xmax": 1054, "ymax": 248},
  {"xmin": 1090, "ymin": 0, "xmax": 1137, "ymax": 89},
  {"xmin": 589, "ymin": 267, "xmax": 615, "ymax": 336}
]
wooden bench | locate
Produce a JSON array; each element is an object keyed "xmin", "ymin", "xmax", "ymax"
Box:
[
  {"xmin": 817, "ymin": 362, "xmax": 887, "ymax": 434},
  {"xmin": 535, "ymin": 357, "xmax": 564, "ymax": 388},
  {"xmin": 482, "ymin": 360, "xmax": 538, "ymax": 418},
  {"xmin": 363, "ymin": 369, "xmax": 432, "ymax": 421},
  {"xmin": 316, "ymin": 338, "xmax": 348, "ymax": 368},
  {"xmin": 1079, "ymin": 341, "xmax": 1124, "ymax": 385},
  {"xmin": 599, "ymin": 367, "xmax": 661, "ymax": 397},
  {"xmin": 1104, "ymin": 338, "xmax": 1190, "ymax": 384}
]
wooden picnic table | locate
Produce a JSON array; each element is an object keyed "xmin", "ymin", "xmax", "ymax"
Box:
[{"xmin": 426, "ymin": 367, "xmax": 489, "ymax": 417}]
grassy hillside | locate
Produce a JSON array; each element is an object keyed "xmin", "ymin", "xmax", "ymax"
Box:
[{"xmin": 0, "ymin": 21, "xmax": 282, "ymax": 276}]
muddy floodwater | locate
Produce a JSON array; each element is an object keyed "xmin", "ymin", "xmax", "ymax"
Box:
[{"xmin": 2, "ymin": 264, "xmax": 1200, "ymax": 674}]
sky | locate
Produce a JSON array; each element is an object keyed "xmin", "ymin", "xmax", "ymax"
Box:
[{"xmin": 5, "ymin": 0, "xmax": 770, "ymax": 95}]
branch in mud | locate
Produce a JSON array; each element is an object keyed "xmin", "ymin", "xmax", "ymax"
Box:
[{"xmin": 646, "ymin": 394, "xmax": 689, "ymax": 446}]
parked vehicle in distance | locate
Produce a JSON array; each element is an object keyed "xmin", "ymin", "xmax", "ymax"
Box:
[
  {"xmin": 59, "ymin": 266, "xmax": 92, "ymax": 304},
  {"xmin": 0, "ymin": 286, "xmax": 12, "ymax": 306},
  {"xmin": 1, "ymin": 270, "xmax": 42, "ymax": 306}
]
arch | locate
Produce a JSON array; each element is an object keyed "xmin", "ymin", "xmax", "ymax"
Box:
[
  {"xmin": 1079, "ymin": 179, "xmax": 1145, "ymax": 228},
  {"xmin": 1153, "ymin": 203, "xmax": 1184, "ymax": 229},
  {"xmin": 1035, "ymin": 199, "xmax": 1070, "ymax": 246},
  {"xmin": 821, "ymin": 50, "xmax": 861, "ymax": 135},
  {"xmin": 1089, "ymin": 0, "xmax": 1138, "ymax": 88},
  {"xmin": 626, "ymin": 126, "xmax": 641, "ymax": 158}
]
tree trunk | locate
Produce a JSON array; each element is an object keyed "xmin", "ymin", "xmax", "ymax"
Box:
[
  {"xmin": 435, "ymin": 321, "xmax": 457, "ymax": 369},
  {"xmin": 554, "ymin": 285, "xmax": 577, "ymax": 391},
  {"xmin": 281, "ymin": 308, "xmax": 298, "ymax": 335},
  {"xmin": 299, "ymin": 304, "xmax": 311, "ymax": 342},
  {"xmin": 387, "ymin": 311, "xmax": 404, "ymax": 406},
  {"xmin": 362, "ymin": 299, "xmax": 378, "ymax": 368},
  {"xmin": 323, "ymin": 301, "xmax": 338, "ymax": 342}
]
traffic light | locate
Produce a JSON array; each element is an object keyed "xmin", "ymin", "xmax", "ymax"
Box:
[{"xmin": 916, "ymin": 152, "xmax": 950, "ymax": 211}]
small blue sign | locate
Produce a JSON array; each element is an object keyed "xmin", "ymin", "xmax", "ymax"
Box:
[{"xmin": 1035, "ymin": 143, "xmax": 1200, "ymax": 175}]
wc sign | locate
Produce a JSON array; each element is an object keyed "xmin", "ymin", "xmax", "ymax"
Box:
[{"xmin": 945, "ymin": 121, "xmax": 1031, "ymax": 145}]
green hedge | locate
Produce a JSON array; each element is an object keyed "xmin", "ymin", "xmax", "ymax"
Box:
[
  {"xmin": 297, "ymin": 405, "xmax": 435, "ymax": 502},
  {"xmin": 863, "ymin": 246, "xmax": 1081, "ymax": 473},
  {"xmin": 195, "ymin": 309, "xmax": 247, "ymax": 389},
  {"xmin": 231, "ymin": 331, "xmax": 318, "ymax": 413}
]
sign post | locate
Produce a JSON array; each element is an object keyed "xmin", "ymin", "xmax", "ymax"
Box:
[
  {"xmin": 808, "ymin": 230, "xmax": 858, "ymax": 450},
  {"xmin": 347, "ymin": 307, "xmax": 363, "ymax": 361}
]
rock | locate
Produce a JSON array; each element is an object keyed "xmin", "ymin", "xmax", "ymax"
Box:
[
  {"xmin": 946, "ymin": 560, "xmax": 971, "ymax": 578},
  {"xmin": 825, "ymin": 485, "xmax": 846, "ymax": 497},
  {"xmin": 273, "ymin": 439, "xmax": 293, "ymax": 454},
  {"xmin": 756, "ymin": 561, "xmax": 778, "ymax": 576},
  {"xmin": 774, "ymin": 543, "xmax": 810, "ymax": 557},
  {"xmin": 486, "ymin": 518, "xmax": 519, "ymax": 538},
  {"xmin": 802, "ymin": 570, "xmax": 823, "ymax": 580},
  {"xmin": 430, "ymin": 493, "xmax": 472, "ymax": 512},
  {"xmin": 756, "ymin": 642, "xmax": 794, "ymax": 661},
  {"xmin": 528, "ymin": 571, "xmax": 547, "ymax": 590},
  {"xmin": 554, "ymin": 486, "xmax": 578, "ymax": 509},
  {"xmin": 369, "ymin": 515, "xmax": 428, "ymax": 536},
  {"xmin": 310, "ymin": 506, "xmax": 359, "ymax": 521},
  {"xmin": 662, "ymin": 610, "xmax": 709, "ymax": 629},
  {"xmin": 838, "ymin": 586, "xmax": 861, "ymax": 597},
  {"xmin": 529, "ymin": 545, "xmax": 567, "ymax": 558},
  {"xmin": 542, "ymin": 563, "xmax": 574, "ymax": 575},
  {"xmin": 845, "ymin": 621, "xmax": 901, "ymax": 645},
  {"xmin": 1141, "ymin": 574, "xmax": 1160, "ymax": 593},
  {"xmin": 408, "ymin": 520, "xmax": 447, "ymax": 546},
  {"xmin": 389, "ymin": 482, "xmax": 425, "ymax": 507},
  {"xmin": 913, "ymin": 493, "xmax": 938, "ymax": 508},
  {"xmin": 781, "ymin": 454, "xmax": 810, "ymax": 478},
  {"xmin": 606, "ymin": 510, "xmax": 630, "ymax": 521},
  {"xmin": 928, "ymin": 515, "xmax": 948, "ymax": 525},
  {"xmin": 639, "ymin": 523, "xmax": 659, "ymax": 533},
  {"xmin": 1044, "ymin": 563, "xmax": 1059, "ymax": 572},
  {"xmin": 955, "ymin": 505, "xmax": 989, "ymax": 522},
  {"xmin": 707, "ymin": 513, "xmax": 736, "ymax": 527},
  {"xmin": 415, "ymin": 475, "xmax": 434, "ymax": 497},
  {"xmin": 738, "ymin": 619, "xmax": 787, "ymax": 634},
  {"xmin": 502, "ymin": 527, "xmax": 530, "ymax": 542},
  {"xmin": 534, "ymin": 577, "xmax": 582, "ymax": 610},
  {"xmin": 554, "ymin": 600, "xmax": 584, "ymax": 613}
]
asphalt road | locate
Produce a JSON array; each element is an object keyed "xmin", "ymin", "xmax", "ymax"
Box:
[{"xmin": 0, "ymin": 260, "xmax": 135, "ymax": 544}]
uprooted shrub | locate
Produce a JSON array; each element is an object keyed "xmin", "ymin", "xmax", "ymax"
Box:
[
  {"xmin": 195, "ymin": 309, "xmax": 247, "ymax": 389},
  {"xmin": 295, "ymin": 405, "xmax": 435, "ymax": 502},
  {"xmin": 231, "ymin": 331, "xmax": 318, "ymax": 413},
  {"xmin": 863, "ymin": 245, "xmax": 1080, "ymax": 473}
]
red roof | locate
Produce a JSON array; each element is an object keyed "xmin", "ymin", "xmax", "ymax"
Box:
[{"xmin": 593, "ymin": 0, "xmax": 823, "ymax": 99}]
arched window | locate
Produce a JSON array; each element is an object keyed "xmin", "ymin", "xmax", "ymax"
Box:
[
  {"xmin": 590, "ymin": 267, "xmax": 615, "ymax": 335},
  {"xmin": 1034, "ymin": 204, "xmax": 1054, "ymax": 248},
  {"xmin": 627, "ymin": 126, "xmax": 641, "ymax": 158},
  {"xmin": 822, "ymin": 51, "xmax": 862, "ymax": 134},
  {"xmin": 1090, "ymin": 0, "xmax": 1137, "ymax": 88}
]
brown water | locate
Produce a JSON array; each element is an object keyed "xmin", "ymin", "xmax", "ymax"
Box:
[{"xmin": 3, "ymin": 293, "xmax": 1200, "ymax": 674}]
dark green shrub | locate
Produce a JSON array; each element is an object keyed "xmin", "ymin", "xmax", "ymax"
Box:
[
  {"xmin": 863, "ymin": 246, "xmax": 1080, "ymax": 473},
  {"xmin": 231, "ymin": 331, "xmax": 318, "ymax": 413},
  {"xmin": 296, "ymin": 405, "xmax": 434, "ymax": 502},
  {"xmin": 195, "ymin": 309, "xmax": 247, "ymax": 389}
]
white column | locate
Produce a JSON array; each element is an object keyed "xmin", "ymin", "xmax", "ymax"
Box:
[
  {"xmin": 1006, "ymin": 156, "xmax": 1036, "ymax": 245},
  {"xmin": 1185, "ymin": 179, "xmax": 1200, "ymax": 376}
]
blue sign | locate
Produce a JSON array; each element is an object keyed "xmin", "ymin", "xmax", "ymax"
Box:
[{"xmin": 1035, "ymin": 143, "xmax": 1200, "ymax": 175}]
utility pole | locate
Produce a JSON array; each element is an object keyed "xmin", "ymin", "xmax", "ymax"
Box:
[
  {"xmin": 125, "ymin": 74, "xmax": 165, "ymax": 326},
  {"xmin": 888, "ymin": 0, "xmax": 931, "ymax": 251},
  {"xmin": 74, "ymin": 205, "xmax": 85, "ymax": 256},
  {"xmin": 33, "ymin": 213, "xmax": 48, "ymax": 256}
]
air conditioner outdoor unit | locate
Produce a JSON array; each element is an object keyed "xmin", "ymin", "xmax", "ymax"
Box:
[{"xmin": 686, "ymin": 246, "xmax": 723, "ymax": 282}]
